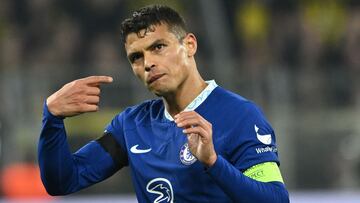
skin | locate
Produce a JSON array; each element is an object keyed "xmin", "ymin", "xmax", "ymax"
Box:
[
  {"xmin": 46, "ymin": 23, "xmax": 217, "ymax": 167},
  {"xmin": 46, "ymin": 76, "xmax": 113, "ymax": 117}
]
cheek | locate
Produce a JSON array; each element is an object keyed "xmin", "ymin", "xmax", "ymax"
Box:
[
  {"xmin": 132, "ymin": 66, "xmax": 145, "ymax": 81},
  {"xmin": 168, "ymin": 47, "xmax": 188, "ymax": 69}
]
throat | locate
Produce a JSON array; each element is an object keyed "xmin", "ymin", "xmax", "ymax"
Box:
[{"xmin": 163, "ymin": 80, "xmax": 207, "ymax": 118}]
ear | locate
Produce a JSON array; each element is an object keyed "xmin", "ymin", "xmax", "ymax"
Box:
[{"xmin": 183, "ymin": 33, "xmax": 197, "ymax": 57}]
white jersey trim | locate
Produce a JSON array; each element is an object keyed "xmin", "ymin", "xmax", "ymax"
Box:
[{"xmin": 164, "ymin": 80, "xmax": 218, "ymax": 121}]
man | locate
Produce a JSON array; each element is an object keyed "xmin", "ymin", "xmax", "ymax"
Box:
[{"xmin": 39, "ymin": 5, "xmax": 289, "ymax": 202}]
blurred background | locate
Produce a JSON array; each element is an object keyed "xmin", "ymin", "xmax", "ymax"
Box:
[{"xmin": 0, "ymin": 0, "xmax": 359, "ymax": 202}]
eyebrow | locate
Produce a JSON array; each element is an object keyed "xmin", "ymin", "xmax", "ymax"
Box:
[{"xmin": 127, "ymin": 39, "xmax": 167, "ymax": 61}]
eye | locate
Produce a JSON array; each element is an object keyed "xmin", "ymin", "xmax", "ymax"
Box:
[
  {"xmin": 129, "ymin": 53, "xmax": 143, "ymax": 63},
  {"xmin": 154, "ymin": 43, "xmax": 166, "ymax": 51}
]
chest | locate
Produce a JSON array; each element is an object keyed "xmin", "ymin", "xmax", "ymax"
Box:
[
  {"xmin": 121, "ymin": 121, "xmax": 231, "ymax": 202},
  {"xmin": 124, "ymin": 123, "xmax": 194, "ymax": 171}
]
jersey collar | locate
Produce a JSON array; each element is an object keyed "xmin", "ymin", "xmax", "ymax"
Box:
[{"xmin": 164, "ymin": 80, "xmax": 218, "ymax": 121}]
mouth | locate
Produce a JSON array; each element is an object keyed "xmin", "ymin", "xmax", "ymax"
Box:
[{"xmin": 147, "ymin": 73, "xmax": 166, "ymax": 84}]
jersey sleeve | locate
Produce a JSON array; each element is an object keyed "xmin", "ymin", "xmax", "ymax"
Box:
[
  {"xmin": 38, "ymin": 102, "xmax": 123, "ymax": 195},
  {"xmin": 205, "ymin": 101, "xmax": 289, "ymax": 202},
  {"xmin": 104, "ymin": 113, "xmax": 128, "ymax": 160},
  {"xmin": 227, "ymin": 102, "xmax": 279, "ymax": 171}
]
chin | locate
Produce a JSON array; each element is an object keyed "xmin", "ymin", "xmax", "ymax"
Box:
[
  {"xmin": 151, "ymin": 89, "xmax": 167, "ymax": 97},
  {"xmin": 149, "ymin": 86, "xmax": 171, "ymax": 97},
  {"xmin": 147, "ymin": 80, "xmax": 177, "ymax": 97},
  {"xmin": 153, "ymin": 92, "xmax": 162, "ymax": 97}
]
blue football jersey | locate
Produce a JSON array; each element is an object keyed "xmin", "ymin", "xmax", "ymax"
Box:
[{"xmin": 104, "ymin": 82, "xmax": 279, "ymax": 202}]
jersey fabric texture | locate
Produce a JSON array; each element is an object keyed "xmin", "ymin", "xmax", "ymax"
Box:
[{"xmin": 38, "ymin": 81, "xmax": 289, "ymax": 202}]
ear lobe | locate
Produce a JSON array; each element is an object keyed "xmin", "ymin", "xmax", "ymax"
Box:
[{"xmin": 184, "ymin": 33, "xmax": 197, "ymax": 57}]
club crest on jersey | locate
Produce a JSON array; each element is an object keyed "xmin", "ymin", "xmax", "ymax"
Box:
[{"xmin": 179, "ymin": 143, "xmax": 197, "ymax": 165}]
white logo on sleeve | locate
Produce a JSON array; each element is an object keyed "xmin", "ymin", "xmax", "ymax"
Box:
[
  {"xmin": 255, "ymin": 125, "xmax": 272, "ymax": 145},
  {"xmin": 130, "ymin": 144, "xmax": 151, "ymax": 154},
  {"xmin": 146, "ymin": 178, "xmax": 174, "ymax": 203}
]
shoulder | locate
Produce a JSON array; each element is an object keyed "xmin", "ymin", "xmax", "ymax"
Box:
[
  {"xmin": 206, "ymin": 86, "xmax": 273, "ymax": 142},
  {"xmin": 113, "ymin": 99, "xmax": 164, "ymax": 127},
  {"xmin": 106, "ymin": 99, "xmax": 163, "ymax": 134},
  {"xmin": 211, "ymin": 86, "xmax": 263, "ymax": 119},
  {"xmin": 123, "ymin": 99, "xmax": 163, "ymax": 117},
  {"xmin": 210, "ymin": 88, "xmax": 279, "ymax": 169}
]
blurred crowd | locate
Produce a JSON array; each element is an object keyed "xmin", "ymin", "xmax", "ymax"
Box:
[
  {"xmin": 227, "ymin": 0, "xmax": 360, "ymax": 109},
  {"xmin": 0, "ymin": 0, "xmax": 360, "ymax": 198},
  {"xmin": 0, "ymin": 0, "xmax": 358, "ymax": 109}
]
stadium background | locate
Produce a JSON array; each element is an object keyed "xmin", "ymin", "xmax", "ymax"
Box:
[{"xmin": 0, "ymin": 0, "xmax": 359, "ymax": 202}]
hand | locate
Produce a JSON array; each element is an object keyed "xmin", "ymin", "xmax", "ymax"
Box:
[
  {"xmin": 46, "ymin": 76, "xmax": 113, "ymax": 117},
  {"xmin": 175, "ymin": 111, "xmax": 217, "ymax": 167}
]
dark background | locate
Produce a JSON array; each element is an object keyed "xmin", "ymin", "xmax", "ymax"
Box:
[{"xmin": 0, "ymin": 0, "xmax": 359, "ymax": 198}]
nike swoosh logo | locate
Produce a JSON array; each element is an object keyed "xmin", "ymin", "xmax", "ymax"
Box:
[
  {"xmin": 130, "ymin": 145, "xmax": 152, "ymax": 154},
  {"xmin": 255, "ymin": 125, "xmax": 272, "ymax": 145}
]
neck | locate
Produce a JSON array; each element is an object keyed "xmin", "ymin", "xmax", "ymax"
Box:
[{"xmin": 162, "ymin": 71, "xmax": 207, "ymax": 117}]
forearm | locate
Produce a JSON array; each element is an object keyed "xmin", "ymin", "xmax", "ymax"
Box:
[
  {"xmin": 38, "ymin": 102, "xmax": 123, "ymax": 195},
  {"xmin": 206, "ymin": 156, "xmax": 289, "ymax": 203},
  {"xmin": 38, "ymin": 103, "xmax": 78, "ymax": 195},
  {"xmin": 38, "ymin": 76, "xmax": 115, "ymax": 195}
]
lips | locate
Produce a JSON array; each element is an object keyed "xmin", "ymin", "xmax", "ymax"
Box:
[{"xmin": 147, "ymin": 73, "xmax": 165, "ymax": 84}]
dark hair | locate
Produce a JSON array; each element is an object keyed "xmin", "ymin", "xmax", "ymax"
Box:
[{"xmin": 120, "ymin": 5, "xmax": 187, "ymax": 43}]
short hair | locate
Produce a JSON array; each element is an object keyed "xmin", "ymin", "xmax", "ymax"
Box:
[{"xmin": 120, "ymin": 5, "xmax": 187, "ymax": 43}]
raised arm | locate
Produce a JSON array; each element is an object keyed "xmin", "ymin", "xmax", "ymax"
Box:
[{"xmin": 38, "ymin": 76, "xmax": 124, "ymax": 195}]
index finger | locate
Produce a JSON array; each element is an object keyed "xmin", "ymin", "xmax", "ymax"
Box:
[
  {"xmin": 81, "ymin": 76, "xmax": 113, "ymax": 85},
  {"xmin": 175, "ymin": 111, "xmax": 201, "ymax": 119}
]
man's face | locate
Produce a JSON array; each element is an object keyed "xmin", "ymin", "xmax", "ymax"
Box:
[{"xmin": 125, "ymin": 23, "xmax": 193, "ymax": 96}]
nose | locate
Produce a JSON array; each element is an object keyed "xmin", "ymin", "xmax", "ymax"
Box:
[
  {"xmin": 145, "ymin": 64, "xmax": 155, "ymax": 72},
  {"xmin": 144, "ymin": 53, "xmax": 155, "ymax": 72}
]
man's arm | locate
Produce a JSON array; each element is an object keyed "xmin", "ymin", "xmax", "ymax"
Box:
[
  {"xmin": 175, "ymin": 111, "xmax": 289, "ymax": 203},
  {"xmin": 205, "ymin": 157, "xmax": 288, "ymax": 202},
  {"xmin": 38, "ymin": 76, "xmax": 125, "ymax": 195}
]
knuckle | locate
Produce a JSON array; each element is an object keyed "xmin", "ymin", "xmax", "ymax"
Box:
[
  {"xmin": 74, "ymin": 100, "xmax": 83, "ymax": 107},
  {"xmin": 62, "ymin": 83, "xmax": 70, "ymax": 89},
  {"xmin": 76, "ymin": 87, "xmax": 86, "ymax": 94},
  {"xmin": 77, "ymin": 104, "xmax": 85, "ymax": 111},
  {"xmin": 74, "ymin": 95, "xmax": 85, "ymax": 103},
  {"xmin": 72, "ymin": 80, "xmax": 81, "ymax": 86}
]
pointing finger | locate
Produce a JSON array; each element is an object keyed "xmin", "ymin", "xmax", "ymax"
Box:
[
  {"xmin": 176, "ymin": 118, "xmax": 204, "ymax": 128},
  {"xmin": 182, "ymin": 126, "xmax": 207, "ymax": 137},
  {"xmin": 175, "ymin": 111, "xmax": 202, "ymax": 120},
  {"xmin": 81, "ymin": 76, "xmax": 113, "ymax": 85}
]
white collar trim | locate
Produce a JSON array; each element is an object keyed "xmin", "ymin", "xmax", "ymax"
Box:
[{"xmin": 164, "ymin": 80, "xmax": 218, "ymax": 121}]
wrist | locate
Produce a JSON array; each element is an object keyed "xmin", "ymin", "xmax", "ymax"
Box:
[
  {"xmin": 204, "ymin": 153, "xmax": 217, "ymax": 168},
  {"xmin": 43, "ymin": 100, "xmax": 65, "ymax": 121},
  {"xmin": 46, "ymin": 97, "xmax": 61, "ymax": 117}
]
